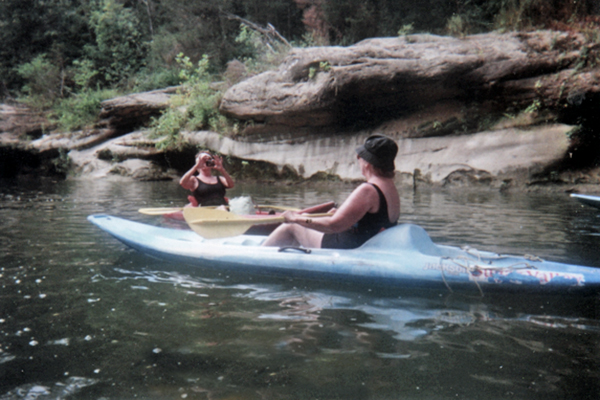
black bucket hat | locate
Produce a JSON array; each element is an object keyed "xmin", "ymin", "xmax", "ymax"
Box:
[{"xmin": 355, "ymin": 135, "xmax": 398, "ymax": 172}]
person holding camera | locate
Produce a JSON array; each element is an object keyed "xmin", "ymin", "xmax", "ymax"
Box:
[{"xmin": 180, "ymin": 151, "xmax": 235, "ymax": 207}]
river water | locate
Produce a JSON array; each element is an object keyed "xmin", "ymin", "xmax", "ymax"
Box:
[{"xmin": 1, "ymin": 178, "xmax": 599, "ymax": 399}]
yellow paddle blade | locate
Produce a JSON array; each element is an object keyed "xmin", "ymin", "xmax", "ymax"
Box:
[
  {"xmin": 138, "ymin": 207, "xmax": 183, "ymax": 215},
  {"xmin": 183, "ymin": 207, "xmax": 282, "ymax": 238}
]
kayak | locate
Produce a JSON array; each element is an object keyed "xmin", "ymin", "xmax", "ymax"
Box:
[
  {"xmin": 88, "ymin": 214, "xmax": 600, "ymax": 294},
  {"xmin": 570, "ymin": 193, "xmax": 600, "ymax": 209}
]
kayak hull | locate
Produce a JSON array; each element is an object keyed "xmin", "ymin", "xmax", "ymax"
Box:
[{"xmin": 88, "ymin": 214, "xmax": 600, "ymax": 294}]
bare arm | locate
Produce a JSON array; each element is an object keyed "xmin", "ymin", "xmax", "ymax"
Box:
[
  {"xmin": 284, "ymin": 183, "xmax": 378, "ymax": 234},
  {"xmin": 180, "ymin": 161, "xmax": 200, "ymax": 190},
  {"xmin": 213, "ymin": 156, "xmax": 235, "ymax": 189}
]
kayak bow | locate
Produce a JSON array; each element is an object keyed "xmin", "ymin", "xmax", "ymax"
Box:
[{"xmin": 570, "ymin": 193, "xmax": 600, "ymax": 209}]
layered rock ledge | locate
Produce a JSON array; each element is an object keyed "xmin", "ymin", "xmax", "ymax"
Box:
[{"xmin": 2, "ymin": 30, "xmax": 599, "ymax": 190}]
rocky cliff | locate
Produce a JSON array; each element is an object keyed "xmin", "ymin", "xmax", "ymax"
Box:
[{"xmin": 2, "ymin": 30, "xmax": 599, "ymax": 190}]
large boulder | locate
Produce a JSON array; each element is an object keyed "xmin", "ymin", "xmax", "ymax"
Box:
[
  {"xmin": 0, "ymin": 104, "xmax": 49, "ymax": 143},
  {"xmin": 220, "ymin": 31, "xmax": 599, "ymax": 136},
  {"xmin": 98, "ymin": 86, "xmax": 179, "ymax": 132}
]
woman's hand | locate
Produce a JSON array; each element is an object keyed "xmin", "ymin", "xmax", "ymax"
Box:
[
  {"xmin": 281, "ymin": 210, "xmax": 299, "ymax": 223},
  {"xmin": 212, "ymin": 155, "xmax": 225, "ymax": 171},
  {"xmin": 194, "ymin": 155, "xmax": 206, "ymax": 171}
]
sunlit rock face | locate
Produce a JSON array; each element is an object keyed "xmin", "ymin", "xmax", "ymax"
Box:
[{"xmin": 182, "ymin": 124, "xmax": 571, "ymax": 186}]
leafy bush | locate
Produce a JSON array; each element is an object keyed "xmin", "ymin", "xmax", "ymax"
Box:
[
  {"xmin": 150, "ymin": 53, "xmax": 229, "ymax": 150},
  {"xmin": 51, "ymin": 89, "xmax": 118, "ymax": 131},
  {"xmin": 446, "ymin": 14, "xmax": 469, "ymax": 37},
  {"xmin": 130, "ymin": 67, "xmax": 181, "ymax": 93},
  {"xmin": 85, "ymin": 0, "xmax": 148, "ymax": 87},
  {"xmin": 16, "ymin": 54, "xmax": 61, "ymax": 108},
  {"xmin": 234, "ymin": 24, "xmax": 290, "ymax": 75},
  {"xmin": 150, "ymin": 107, "xmax": 187, "ymax": 150}
]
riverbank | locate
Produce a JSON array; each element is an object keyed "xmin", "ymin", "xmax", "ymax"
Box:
[{"xmin": 2, "ymin": 30, "xmax": 599, "ymax": 188}]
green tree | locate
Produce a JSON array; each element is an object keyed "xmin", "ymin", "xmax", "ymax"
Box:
[
  {"xmin": 16, "ymin": 54, "xmax": 61, "ymax": 108},
  {"xmin": 0, "ymin": 0, "xmax": 91, "ymax": 96},
  {"xmin": 84, "ymin": 0, "xmax": 148, "ymax": 87}
]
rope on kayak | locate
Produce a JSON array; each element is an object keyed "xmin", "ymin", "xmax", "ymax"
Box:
[
  {"xmin": 461, "ymin": 245, "xmax": 545, "ymax": 263},
  {"xmin": 461, "ymin": 246, "xmax": 509, "ymax": 260},
  {"xmin": 440, "ymin": 255, "xmax": 537, "ymax": 297}
]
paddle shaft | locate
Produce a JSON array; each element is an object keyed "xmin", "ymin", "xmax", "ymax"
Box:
[
  {"xmin": 188, "ymin": 213, "xmax": 331, "ymax": 225},
  {"xmin": 139, "ymin": 201, "xmax": 335, "ymax": 216},
  {"xmin": 183, "ymin": 207, "xmax": 332, "ymax": 238}
]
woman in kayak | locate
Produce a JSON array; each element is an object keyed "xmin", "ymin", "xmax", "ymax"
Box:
[
  {"xmin": 262, "ymin": 135, "xmax": 400, "ymax": 249},
  {"xmin": 180, "ymin": 151, "xmax": 235, "ymax": 207}
]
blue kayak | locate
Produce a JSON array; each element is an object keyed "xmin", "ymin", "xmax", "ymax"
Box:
[
  {"xmin": 571, "ymin": 193, "xmax": 600, "ymax": 209},
  {"xmin": 88, "ymin": 214, "xmax": 600, "ymax": 294}
]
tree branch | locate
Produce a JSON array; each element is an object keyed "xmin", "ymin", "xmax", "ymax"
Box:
[{"xmin": 221, "ymin": 12, "xmax": 291, "ymax": 49}]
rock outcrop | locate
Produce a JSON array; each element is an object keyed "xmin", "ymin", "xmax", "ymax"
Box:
[
  {"xmin": 2, "ymin": 30, "xmax": 599, "ymax": 188},
  {"xmin": 98, "ymin": 87, "xmax": 177, "ymax": 132},
  {"xmin": 219, "ymin": 30, "xmax": 599, "ymax": 136}
]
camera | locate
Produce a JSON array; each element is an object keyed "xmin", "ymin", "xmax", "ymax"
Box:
[{"xmin": 206, "ymin": 159, "xmax": 215, "ymax": 167}]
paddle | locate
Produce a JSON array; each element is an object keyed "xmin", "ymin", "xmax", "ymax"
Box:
[
  {"xmin": 139, "ymin": 207, "xmax": 185, "ymax": 215},
  {"xmin": 138, "ymin": 205, "xmax": 295, "ymax": 216},
  {"xmin": 138, "ymin": 202, "xmax": 335, "ymax": 216},
  {"xmin": 183, "ymin": 207, "xmax": 331, "ymax": 239}
]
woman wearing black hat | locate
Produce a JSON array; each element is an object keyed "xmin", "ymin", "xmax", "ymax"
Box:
[{"xmin": 262, "ymin": 135, "xmax": 400, "ymax": 249}]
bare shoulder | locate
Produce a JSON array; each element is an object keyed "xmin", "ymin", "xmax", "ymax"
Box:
[
  {"xmin": 353, "ymin": 182, "xmax": 379, "ymax": 198},
  {"xmin": 342, "ymin": 182, "xmax": 379, "ymax": 213}
]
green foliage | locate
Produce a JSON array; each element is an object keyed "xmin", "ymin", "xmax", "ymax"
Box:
[
  {"xmin": 491, "ymin": 0, "xmax": 599, "ymax": 32},
  {"xmin": 85, "ymin": 0, "xmax": 148, "ymax": 87},
  {"xmin": 175, "ymin": 53, "xmax": 200, "ymax": 82},
  {"xmin": 0, "ymin": 0, "xmax": 91, "ymax": 96},
  {"xmin": 446, "ymin": 14, "xmax": 469, "ymax": 37},
  {"xmin": 51, "ymin": 89, "xmax": 119, "ymax": 131},
  {"xmin": 16, "ymin": 54, "xmax": 61, "ymax": 108},
  {"xmin": 150, "ymin": 54, "xmax": 229, "ymax": 150},
  {"xmin": 4, "ymin": 0, "xmax": 599, "ymax": 101},
  {"xmin": 308, "ymin": 61, "xmax": 331, "ymax": 80},
  {"xmin": 130, "ymin": 67, "xmax": 181, "ymax": 93},
  {"xmin": 72, "ymin": 59, "xmax": 99, "ymax": 90},
  {"xmin": 234, "ymin": 24, "xmax": 290, "ymax": 75},
  {"xmin": 397, "ymin": 24, "xmax": 414, "ymax": 36},
  {"xmin": 150, "ymin": 107, "xmax": 187, "ymax": 150},
  {"xmin": 524, "ymin": 99, "xmax": 542, "ymax": 114}
]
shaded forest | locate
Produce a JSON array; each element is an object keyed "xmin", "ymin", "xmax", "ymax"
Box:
[{"xmin": 1, "ymin": 0, "xmax": 599, "ymax": 134}]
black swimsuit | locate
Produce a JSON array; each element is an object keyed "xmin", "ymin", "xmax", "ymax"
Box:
[
  {"xmin": 321, "ymin": 183, "xmax": 397, "ymax": 249},
  {"xmin": 191, "ymin": 177, "xmax": 228, "ymax": 206}
]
